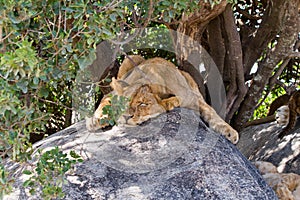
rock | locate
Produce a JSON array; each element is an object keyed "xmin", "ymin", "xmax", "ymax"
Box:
[
  {"xmin": 254, "ymin": 161, "xmax": 300, "ymax": 200},
  {"xmin": 237, "ymin": 118, "xmax": 300, "ymax": 174},
  {"xmin": 4, "ymin": 108, "xmax": 277, "ymax": 199}
]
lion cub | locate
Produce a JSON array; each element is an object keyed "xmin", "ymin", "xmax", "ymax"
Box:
[{"xmin": 86, "ymin": 55, "xmax": 239, "ymax": 144}]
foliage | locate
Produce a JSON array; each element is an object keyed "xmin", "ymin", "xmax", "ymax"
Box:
[
  {"xmin": 101, "ymin": 95, "xmax": 130, "ymax": 126},
  {"xmin": 0, "ymin": 0, "xmax": 202, "ymax": 158},
  {"xmin": 205, "ymin": 0, "xmax": 237, "ymax": 7},
  {"xmin": 0, "ymin": 164, "xmax": 13, "ymax": 199},
  {"xmin": 252, "ymin": 87, "xmax": 286, "ymax": 120},
  {"xmin": 23, "ymin": 147, "xmax": 83, "ymax": 199}
]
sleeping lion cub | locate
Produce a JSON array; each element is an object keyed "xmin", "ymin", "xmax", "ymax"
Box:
[{"xmin": 86, "ymin": 55, "xmax": 239, "ymax": 144}]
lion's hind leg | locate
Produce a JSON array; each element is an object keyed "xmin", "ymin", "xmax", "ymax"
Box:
[{"xmin": 278, "ymin": 91, "xmax": 300, "ymax": 138}]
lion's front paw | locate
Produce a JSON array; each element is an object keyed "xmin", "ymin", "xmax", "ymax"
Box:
[
  {"xmin": 161, "ymin": 96, "xmax": 180, "ymax": 111},
  {"xmin": 212, "ymin": 123, "xmax": 239, "ymax": 144},
  {"xmin": 86, "ymin": 116, "xmax": 107, "ymax": 132},
  {"xmin": 222, "ymin": 127, "xmax": 239, "ymax": 144}
]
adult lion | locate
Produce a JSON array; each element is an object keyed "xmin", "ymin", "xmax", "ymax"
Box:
[{"xmin": 86, "ymin": 55, "xmax": 239, "ymax": 144}]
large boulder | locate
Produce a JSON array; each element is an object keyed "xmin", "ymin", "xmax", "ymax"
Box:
[
  {"xmin": 237, "ymin": 118, "xmax": 300, "ymax": 173},
  {"xmin": 4, "ymin": 108, "xmax": 277, "ymax": 199}
]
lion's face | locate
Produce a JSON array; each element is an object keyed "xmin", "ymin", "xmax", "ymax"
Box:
[{"xmin": 118, "ymin": 85, "xmax": 166, "ymax": 125}]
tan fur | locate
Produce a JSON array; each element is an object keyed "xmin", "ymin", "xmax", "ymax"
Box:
[
  {"xmin": 279, "ymin": 91, "xmax": 300, "ymax": 138},
  {"xmin": 244, "ymin": 93, "xmax": 290, "ymax": 128},
  {"xmin": 275, "ymin": 105, "xmax": 290, "ymax": 127},
  {"xmin": 86, "ymin": 56, "xmax": 239, "ymax": 144},
  {"xmin": 243, "ymin": 91, "xmax": 299, "ymax": 134},
  {"xmin": 244, "ymin": 105, "xmax": 289, "ymax": 128},
  {"xmin": 124, "ymin": 85, "xmax": 180, "ymax": 125},
  {"xmin": 117, "ymin": 55, "xmax": 145, "ymax": 79},
  {"xmin": 268, "ymin": 94, "xmax": 290, "ymax": 116},
  {"xmin": 254, "ymin": 161, "xmax": 278, "ymax": 174},
  {"xmin": 254, "ymin": 161, "xmax": 300, "ymax": 200},
  {"xmin": 86, "ymin": 96, "xmax": 111, "ymax": 131},
  {"xmin": 264, "ymin": 173, "xmax": 300, "ymax": 200}
]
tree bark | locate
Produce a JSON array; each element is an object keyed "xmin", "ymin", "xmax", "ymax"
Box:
[
  {"xmin": 220, "ymin": 5, "xmax": 247, "ymax": 122},
  {"xmin": 233, "ymin": 0, "xmax": 300, "ymax": 131},
  {"xmin": 242, "ymin": 0, "xmax": 291, "ymax": 75},
  {"xmin": 174, "ymin": 0, "xmax": 228, "ymax": 116},
  {"xmin": 207, "ymin": 16, "xmax": 225, "ymax": 75},
  {"xmin": 175, "ymin": 0, "xmax": 228, "ymax": 66}
]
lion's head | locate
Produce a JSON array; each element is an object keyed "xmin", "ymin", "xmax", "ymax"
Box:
[{"xmin": 118, "ymin": 84, "xmax": 167, "ymax": 125}]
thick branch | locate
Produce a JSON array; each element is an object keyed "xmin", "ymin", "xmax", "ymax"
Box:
[
  {"xmin": 243, "ymin": 0, "xmax": 290, "ymax": 75},
  {"xmin": 176, "ymin": 0, "xmax": 228, "ymax": 63},
  {"xmin": 221, "ymin": 5, "xmax": 247, "ymax": 122},
  {"xmin": 244, "ymin": 114, "xmax": 276, "ymax": 128},
  {"xmin": 181, "ymin": 1, "xmax": 228, "ymax": 28},
  {"xmin": 207, "ymin": 16, "xmax": 225, "ymax": 74},
  {"xmin": 172, "ymin": 0, "xmax": 228, "ymax": 107}
]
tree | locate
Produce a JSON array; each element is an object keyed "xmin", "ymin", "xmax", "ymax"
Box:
[
  {"xmin": 0, "ymin": 0, "xmax": 299, "ymax": 197},
  {"xmin": 172, "ymin": 0, "xmax": 299, "ymax": 131}
]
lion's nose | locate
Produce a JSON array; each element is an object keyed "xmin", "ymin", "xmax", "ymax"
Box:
[{"xmin": 123, "ymin": 115, "xmax": 131, "ymax": 122}]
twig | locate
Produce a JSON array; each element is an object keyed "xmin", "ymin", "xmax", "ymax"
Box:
[
  {"xmin": 96, "ymin": 0, "xmax": 122, "ymax": 13},
  {"xmin": 37, "ymin": 97, "xmax": 75, "ymax": 111}
]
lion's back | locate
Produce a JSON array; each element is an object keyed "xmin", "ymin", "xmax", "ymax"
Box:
[{"xmin": 120, "ymin": 58, "xmax": 197, "ymax": 95}]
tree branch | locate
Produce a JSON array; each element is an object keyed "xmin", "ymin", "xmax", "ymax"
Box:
[
  {"xmin": 243, "ymin": 0, "xmax": 289, "ymax": 75},
  {"xmin": 233, "ymin": 0, "xmax": 300, "ymax": 131},
  {"xmin": 207, "ymin": 16, "xmax": 225, "ymax": 74},
  {"xmin": 220, "ymin": 5, "xmax": 247, "ymax": 122},
  {"xmin": 176, "ymin": 0, "xmax": 228, "ymax": 63}
]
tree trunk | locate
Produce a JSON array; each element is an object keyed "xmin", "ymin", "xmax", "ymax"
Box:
[
  {"xmin": 233, "ymin": 0, "xmax": 300, "ymax": 131},
  {"xmin": 174, "ymin": 0, "xmax": 228, "ymax": 117}
]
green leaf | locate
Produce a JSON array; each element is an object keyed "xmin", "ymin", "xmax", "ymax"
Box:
[
  {"xmin": 33, "ymin": 77, "xmax": 39, "ymax": 85},
  {"xmin": 23, "ymin": 170, "xmax": 32, "ymax": 175},
  {"xmin": 70, "ymin": 150, "xmax": 80, "ymax": 159},
  {"xmin": 19, "ymin": 69, "xmax": 26, "ymax": 78},
  {"xmin": 38, "ymin": 86, "xmax": 49, "ymax": 98},
  {"xmin": 109, "ymin": 13, "xmax": 117, "ymax": 22},
  {"xmin": 23, "ymin": 179, "xmax": 34, "ymax": 187},
  {"xmin": 8, "ymin": 12, "xmax": 21, "ymax": 24},
  {"xmin": 16, "ymin": 80, "xmax": 29, "ymax": 93},
  {"xmin": 95, "ymin": 86, "xmax": 100, "ymax": 92},
  {"xmin": 108, "ymin": 119, "xmax": 115, "ymax": 126},
  {"xmin": 29, "ymin": 188, "xmax": 36, "ymax": 195},
  {"xmin": 101, "ymin": 27, "xmax": 113, "ymax": 37}
]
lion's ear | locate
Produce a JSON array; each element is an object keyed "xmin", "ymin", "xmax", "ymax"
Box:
[{"xmin": 110, "ymin": 77, "xmax": 129, "ymax": 95}]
